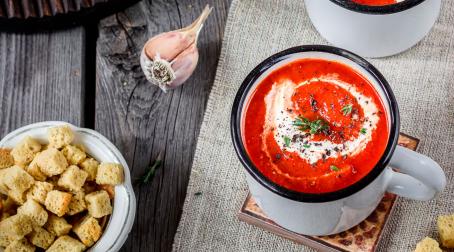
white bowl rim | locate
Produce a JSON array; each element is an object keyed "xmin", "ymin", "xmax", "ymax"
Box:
[{"xmin": 0, "ymin": 121, "xmax": 137, "ymax": 252}]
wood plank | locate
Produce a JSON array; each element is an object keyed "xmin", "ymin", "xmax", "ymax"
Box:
[
  {"xmin": 95, "ymin": 0, "xmax": 230, "ymax": 251},
  {"xmin": 0, "ymin": 27, "xmax": 85, "ymax": 136}
]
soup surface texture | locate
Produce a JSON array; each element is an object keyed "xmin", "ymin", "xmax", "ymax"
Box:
[
  {"xmin": 350, "ymin": 0, "xmax": 398, "ymax": 6},
  {"xmin": 243, "ymin": 58, "xmax": 389, "ymax": 193}
]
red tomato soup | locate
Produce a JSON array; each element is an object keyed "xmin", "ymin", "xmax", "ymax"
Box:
[
  {"xmin": 243, "ymin": 59, "xmax": 389, "ymax": 193},
  {"xmin": 350, "ymin": 0, "xmax": 398, "ymax": 6}
]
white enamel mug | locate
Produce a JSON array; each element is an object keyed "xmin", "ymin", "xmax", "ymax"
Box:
[
  {"xmin": 231, "ymin": 45, "xmax": 446, "ymax": 235},
  {"xmin": 304, "ymin": 0, "xmax": 441, "ymax": 58},
  {"xmin": 0, "ymin": 121, "xmax": 136, "ymax": 251}
]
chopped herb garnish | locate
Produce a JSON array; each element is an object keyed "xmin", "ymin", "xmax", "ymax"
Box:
[
  {"xmin": 303, "ymin": 144, "xmax": 311, "ymax": 148},
  {"xmin": 138, "ymin": 153, "xmax": 163, "ymax": 185},
  {"xmin": 330, "ymin": 165, "xmax": 340, "ymax": 171},
  {"xmin": 283, "ymin": 136, "xmax": 291, "ymax": 147},
  {"xmin": 194, "ymin": 192, "xmax": 203, "ymax": 196},
  {"xmin": 360, "ymin": 128, "xmax": 367, "ymax": 134},
  {"xmin": 341, "ymin": 104, "xmax": 353, "ymax": 116},
  {"xmin": 293, "ymin": 116, "xmax": 330, "ymax": 135},
  {"xmin": 292, "ymin": 117, "xmax": 311, "ymax": 128},
  {"xmin": 310, "ymin": 119, "xmax": 329, "ymax": 134}
]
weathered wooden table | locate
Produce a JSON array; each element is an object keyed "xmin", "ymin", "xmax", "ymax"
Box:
[{"xmin": 0, "ymin": 0, "xmax": 230, "ymax": 251}]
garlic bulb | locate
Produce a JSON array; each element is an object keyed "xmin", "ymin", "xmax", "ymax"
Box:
[{"xmin": 140, "ymin": 5, "xmax": 213, "ymax": 92}]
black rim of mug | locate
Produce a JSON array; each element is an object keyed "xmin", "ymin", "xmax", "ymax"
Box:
[{"xmin": 329, "ymin": 0, "xmax": 426, "ymax": 15}]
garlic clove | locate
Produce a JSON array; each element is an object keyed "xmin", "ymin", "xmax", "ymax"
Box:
[
  {"xmin": 144, "ymin": 31, "xmax": 193, "ymax": 62},
  {"xmin": 140, "ymin": 5, "xmax": 212, "ymax": 92},
  {"xmin": 169, "ymin": 44, "xmax": 199, "ymax": 88}
]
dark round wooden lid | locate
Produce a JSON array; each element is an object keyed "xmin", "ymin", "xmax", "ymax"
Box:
[{"xmin": 0, "ymin": 0, "xmax": 140, "ymax": 31}]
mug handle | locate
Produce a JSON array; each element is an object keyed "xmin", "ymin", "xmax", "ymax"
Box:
[{"xmin": 384, "ymin": 145, "xmax": 446, "ymax": 201}]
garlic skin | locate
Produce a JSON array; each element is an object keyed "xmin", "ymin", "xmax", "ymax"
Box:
[
  {"xmin": 140, "ymin": 5, "xmax": 212, "ymax": 92},
  {"xmin": 171, "ymin": 43, "xmax": 199, "ymax": 87}
]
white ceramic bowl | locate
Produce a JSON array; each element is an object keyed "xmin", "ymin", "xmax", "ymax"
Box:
[
  {"xmin": 0, "ymin": 121, "xmax": 136, "ymax": 252},
  {"xmin": 305, "ymin": 0, "xmax": 441, "ymax": 58}
]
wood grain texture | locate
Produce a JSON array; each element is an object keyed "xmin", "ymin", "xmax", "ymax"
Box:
[
  {"xmin": 0, "ymin": 0, "xmax": 112, "ymax": 18},
  {"xmin": 95, "ymin": 0, "xmax": 230, "ymax": 251},
  {"xmin": 0, "ymin": 27, "xmax": 85, "ymax": 137}
]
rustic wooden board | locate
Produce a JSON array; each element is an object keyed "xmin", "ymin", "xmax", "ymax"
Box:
[
  {"xmin": 95, "ymin": 0, "xmax": 231, "ymax": 251},
  {"xmin": 0, "ymin": 0, "xmax": 140, "ymax": 31},
  {"xmin": 0, "ymin": 27, "xmax": 85, "ymax": 134},
  {"xmin": 238, "ymin": 133, "xmax": 420, "ymax": 252}
]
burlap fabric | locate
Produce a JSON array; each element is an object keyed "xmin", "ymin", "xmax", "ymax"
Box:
[{"xmin": 172, "ymin": 0, "xmax": 454, "ymax": 251}]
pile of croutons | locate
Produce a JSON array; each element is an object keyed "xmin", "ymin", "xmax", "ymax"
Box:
[
  {"xmin": 0, "ymin": 125, "xmax": 124, "ymax": 252},
  {"xmin": 414, "ymin": 214, "xmax": 454, "ymax": 252}
]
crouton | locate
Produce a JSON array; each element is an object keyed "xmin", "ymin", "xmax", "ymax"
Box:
[
  {"xmin": 67, "ymin": 190, "xmax": 87, "ymax": 216},
  {"xmin": 25, "ymin": 159, "xmax": 47, "ymax": 181},
  {"xmin": 4, "ymin": 237, "xmax": 35, "ymax": 252},
  {"xmin": 34, "ymin": 148, "xmax": 68, "ymax": 176},
  {"xmin": 0, "ymin": 214, "xmax": 33, "ymax": 239},
  {"xmin": 414, "ymin": 237, "xmax": 442, "ymax": 252},
  {"xmin": 44, "ymin": 215, "xmax": 72, "ymax": 236},
  {"xmin": 75, "ymin": 144, "xmax": 86, "ymax": 152},
  {"xmin": 46, "ymin": 235, "xmax": 85, "ymax": 252},
  {"xmin": 57, "ymin": 165, "xmax": 88, "ymax": 192},
  {"xmin": 17, "ymin": 199, "xmax": 48, "ymax": 227},
  {"xmin": 0, "ymin": 148, "xmax": 14, "ymax": 169},
  {"xmin": 72, "ymin": 215, "xmax": 102, "ymax": 246},
  {"xmin": 8, "ymin": 189, "xmax": 26, "ymax": 205},
  {"xmin": 10, "ymin": 136, "xmax": 41, "ymax": 165},
  {"xmin": 44, "ymin": 190, "xmax": 72, "ymax": 217},
  {"xmin": 99, "ymin": 184, "xmax": 115, "ymax": 199},
  {"xmin": 0, "ymin": 210, "xmax": 16, "ymax": 246},
  {"xmin": 438, "ymin": 214, "xmax": 454, "ymax": 248},
  {"xmin": 48, "ymin": 125, "xmax": 74, "ymax": 149},
  {"xmin": 96, "ymin": 163, "xmax": 124, "ymax": 185},
  {"xmin": 0, "ymin": 233, "xmax": 14, "ymax": 247},
  {"xmin": 79, "ymin": 158, "xmax": 99, "ymax": 181},
  {"xmin": 28, "ymin": 226, "xmax": 55, "ymax": 249},
  {"xmin": 61, "ymin": 145, "xmax": 86, "ymax": 165},
  {"xmin": 0, "ymin": 169, "xmax": 8, "ymax": 195},
  {"xmin": 1, "ymin": 166, "xmax": 34, "ymax": 193},
  {"xmin": 85, "ymin": 190, "xmax": 112, "ymax": 218},
  {"xmin": 26, "ymin": 181, "xmax": 53, "ymax": 205},
  {"xmin": 0, "ymin": 212, "xmax": 11, "ymax": 222}
]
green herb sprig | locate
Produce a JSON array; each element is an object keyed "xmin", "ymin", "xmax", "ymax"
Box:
[
  {"xmin": 138, "ymin": 152, "xmax": 163, "ymax": 185},
  {"xmin": 283, "ymin": 136, "xmax": 291, "ymax": 147},
  {"xmin": 360, "ymin": 128, "xmax": 367, "ymax": 134},
  {"xmin": 293, "ymin": 116, "xmax": 329, "ymax": 135},
  {"xmin": 293, "ymin": 117, "xmax": 311, "ymax": 128},
  {"xmin": 341, "ymin": 104, "xmax": 353, "ymax": 116},
  {"xmin": 330, "ymin": 165, "xmax": 340, "ymax": 171}
]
